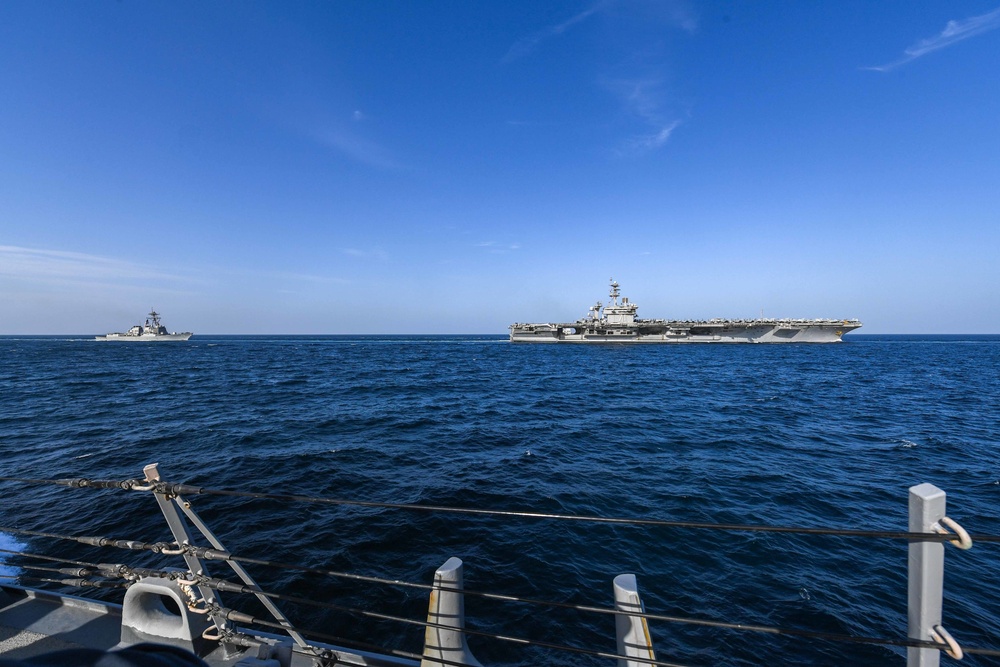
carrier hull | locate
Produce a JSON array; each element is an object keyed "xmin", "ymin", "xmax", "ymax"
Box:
[
  {"xmin": 509, "ymin": 321, "xmax": 860, "ymax": 343},
  {"xmin": 510, "ymin": 280, "xmax": 860, "ymax": 343}
]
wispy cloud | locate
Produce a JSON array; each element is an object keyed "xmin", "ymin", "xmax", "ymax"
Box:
[
  {"xmin": 476, "ymin": 241, "xmax": 521, "ymax": 253},
  {"xmin": 866, "ymin": 6, "xmax": 1000, "ymax": 72},
  {"xmin": 662, "ymin": 3, "xmax": 698, "ymax": 34},
  {"xmin": 624, "ymin": 119, "xmax": 682, "ymax": 154},
  {"xmin": 262, "ymin": 270, "xmax": 352, "ymax": 284},
  {"xmin": 341, "ymin": 247, "xmax": 389, "ymax": 261},
  {"xmin": 503, "ymin": 1, "xmax": 696, "ymax": 64},
  {"xmin": 501, "ymin": 2, "xmax": 608, "ymax": 64},
  {"xmin": 316, "ymin": 127, "xmax": 402, "ymax": 170},
  {"xmin": 606, "ymin": 78, "xmax": 685, "ymax": 155},
  {"xmin": 0, "ymin": 245, "xmax": 188, "ymax": 286},
  {"xmin": 502, "ymin": 2, "xmax": 693, "ymax": 154}
]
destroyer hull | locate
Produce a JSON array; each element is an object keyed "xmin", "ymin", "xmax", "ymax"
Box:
[
  {"xmin": 95, "ymin": 333, "xmax": 192, "ymax": 341},
  {"xmin": 510, "ymin": 320, "xmax": 860, "ymax": 343},
  {"xmin": 95, "ymin": 309, "xmax": 192, "ymax": 341}
]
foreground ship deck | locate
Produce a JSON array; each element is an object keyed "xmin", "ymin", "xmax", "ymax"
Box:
[{"xmin": 510, "ymin": 279, "xmax": 861, "ymax": 343}]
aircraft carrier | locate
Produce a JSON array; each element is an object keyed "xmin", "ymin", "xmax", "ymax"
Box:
[{"xmin": 509, "ymin": 279, "xmax": 861, "ymax": 343}]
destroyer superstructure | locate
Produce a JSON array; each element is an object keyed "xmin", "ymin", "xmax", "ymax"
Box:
[
  {"xmin": 509, "ymin": 279, "xmax": 861, "ymax": 343},
  {"xmin": 95, "ymin": 309, "xmax": 193, "ymax": 341}
]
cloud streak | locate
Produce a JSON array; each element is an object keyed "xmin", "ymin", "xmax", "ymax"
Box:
[
  {"xmin": 502, "ymin": 2, "xmax": 694, "ymax": 155},
  {"xmin": 0, "ymin": 245, "xmax": 358, "ymax": 299},
  {"xmin": 341, "ymin": 247, "xmax": 389, "ymax": 261},
  {"xmin": 0, "ymin": 245, "xmax": 187, "ymax": 286},
  {"xmin": 626, "ymin": 119, "xmax": 682, "ymax": 153},
  {"xmin": 477, "ymin": 241, "xmax": 521, "ymax": 253},
  {"xmin": 501, "ymin": 2, "xmax": 607, "ymax": 63},
  {"xmin": 606, "ymin": 78, "xmax": 685, "ymax": 155},
  {"xmin": 867, "ymin": 6, "xmax": 1000, "ymax": 72},
  {"xmin": 316, "ymin": 128, "xmax": 402, "ymax": 170}
]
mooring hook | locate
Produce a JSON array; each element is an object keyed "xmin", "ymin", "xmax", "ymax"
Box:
[
  {"xmin": 934, "ymin": 516, "xmax": 973, "ymax": 550},
  {"xmin": 930, "ymin": 624, "xmax": 963, "ymax": 660}
]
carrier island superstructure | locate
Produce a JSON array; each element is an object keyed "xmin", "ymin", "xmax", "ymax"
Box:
[{"xmin": 509, "ymin": 279, "xmax": 861, "ymax": 343}]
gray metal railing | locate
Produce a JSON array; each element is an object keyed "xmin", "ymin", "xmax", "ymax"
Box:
[{"xmin": 0, "ymin": 470, "xmax": 989, "ymax": 665}]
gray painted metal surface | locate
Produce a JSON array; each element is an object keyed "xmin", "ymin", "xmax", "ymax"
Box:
[
  {"xmin": 908, "ymin": 483, "xmax": 946, "ymax": 667},
  {"xmin": 510, "ymin": 279, "xmax": 861, "ymax": 343},
  {"xmin": 142, "ymin": 464, "xmax": 232, "ymax": 637},
  {"xmin": 120, "ymin": 578, "xmax": 212, "ymax": 655},
  {"xmin": 613, "ymin": 574, "xmax": 656, "ymax": 667},
  {"xmin": 95, "ymin": 310, "xmax": 192, "ymax": 341},
  {"xmin": 1, "ymin": 474, "xmax": 975, "ymax": 665},
  {"xmin": 420, "ymin": 557, "xmax": 482, "ymax": 667}
]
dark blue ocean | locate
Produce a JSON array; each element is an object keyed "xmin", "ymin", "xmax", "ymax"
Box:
[{"xmin": 2, "ymin": 335, "xmax": 999, "ymax": 666}]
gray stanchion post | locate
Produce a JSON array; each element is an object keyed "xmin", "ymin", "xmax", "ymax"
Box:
[
  {"xmin": 421, "ymin": 557, "xmax": 482, "ymax": 667},
  {"xmin": 908, "ymin": 483, "xmax": 945, "ymax": 667},
  {"xmin": 613, "ymin": 574, "xmax": 656, "ymax": 667},
  {"xmin": 142, "ymin": 463, "xmax": 231, "ymax": 637}
]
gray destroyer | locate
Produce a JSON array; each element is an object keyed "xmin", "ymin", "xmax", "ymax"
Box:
[
  {"xmin": 95, "ymin": 310, "xmax": 193, "ymax": 341},
  {"xmin": 510, "ymin": 279, "xmax": 861, "ymax": 343}
]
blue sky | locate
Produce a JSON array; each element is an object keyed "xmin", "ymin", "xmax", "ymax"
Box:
[{"xmin": 2, "ymin": 1, "xmax": 998, "ymax": 334}]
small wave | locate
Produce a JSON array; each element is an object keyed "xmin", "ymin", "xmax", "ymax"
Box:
[
  {"xmin": 0, "ymin": 533, "xmax": 26, "ymax": 577},
  {"xmin": 73, "ymin": 452, "xmax": 95, "ymax": 459},
  {"xmin": 896, "ymin": 439, "xmax": 918, "ymax": 449}
]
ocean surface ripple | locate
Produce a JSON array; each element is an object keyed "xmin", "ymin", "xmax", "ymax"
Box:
[{"xmin": 1, "ymin": 334, "xmax": 999, "ymax": 666}]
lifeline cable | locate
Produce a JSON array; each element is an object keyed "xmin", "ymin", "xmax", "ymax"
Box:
[
  {"xmin": 2, "ymin": 475, "xmax": 999, "ymax": 543},
  {"xmin": 236, "ymin": 608, "xmax": 697, "ymax": 667},
  {"xmin": 6, "ymin": 568, "xmax": 998, "ymax": 661},
  {"xmin": 4, "ymin": 477, "xmax": 1000, "ymax": 658},
  {"xmin": 0, "ymin": 573, "xmax": 690, "ymax": 667},
  {"xmin": 0, "ymin": 546, "xmax": 102, "ymax": 568},
  {"xmin": 5, "ymin": 535, "xmax": 1000, "ymax": 659},
  {"xmin": 170, "ymin": 570, "xmax": 1000, "ymax": 658}
]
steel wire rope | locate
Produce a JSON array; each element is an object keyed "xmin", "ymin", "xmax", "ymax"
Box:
[
  {"xmin": 5, "ymin": 567, "xmax": 998, "ymax": 661},
  {"xmin": 127, "ymin": 566, "xmax": 1000, "ymax": 659},
  {"xmin": 223, "ymin": 550, "xmax": 1000, "ymax": 657},
  {"xmin": 5, "ymin": 478, "xmax": 1000, "ymax": 658},
  {"xmin": 0, "ymin": 551, "xmax": 494, "ymax": 667},
  {"xmin": 191, "ymin": 598, "xmax": 698, "ymax": 667},
  {"xmin": 3, "ymin": 475, "xmax": 999, "ymax": 543},
  {"xmin": 0, "ymin": 575, "xmax": 447, "ymax": 667},
  {"xmin": 0, "ymin": 546, "xmax": 102, "ymax": 568},
  {"xmin": 0, "ymin": 574, "xmax": 128, "ymax": 589},
  {"xmin": 0, "ymin": 528, "xmax": 692, "ymax": 664},
  {"xmin": 4, "ymin": 526, "xmax": 1000, "ymax": 659},
  {"xmin": 288, "ymin": 644, "xmax": 476, "ymax": 667},
  {"xmin": 0, "ymin": 565, "xmax": 693, "ymax": 667},
  {"xmin": 0, "ymin": 578, "xmax": 683, "ymax": 667}
]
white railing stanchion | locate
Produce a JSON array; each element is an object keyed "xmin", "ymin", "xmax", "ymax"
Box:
[
  {"xmin": 613, "ymin": 573, "xmax": 656, "ymax": 667},
  {"xmin": 421, "ymin": 557, "xmax": 482, "ymax": 667},
  {"xmin": 908, "ymin": 483, "xmax": 946, "ymax": 667}
]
